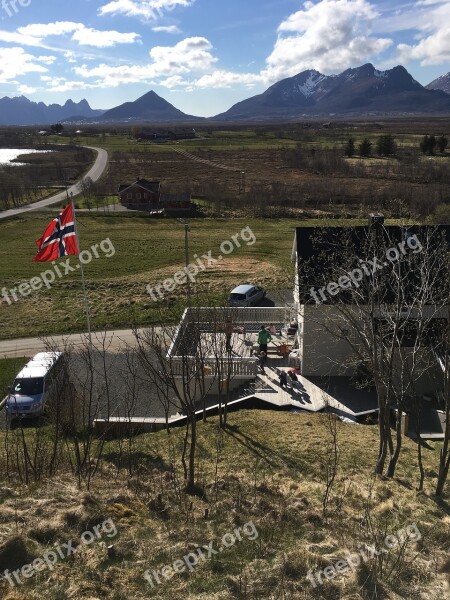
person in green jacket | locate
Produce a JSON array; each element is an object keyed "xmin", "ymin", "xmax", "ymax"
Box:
[{"xmin": 258, "ymin": 325, "xmax": 272, "ymax": 354}]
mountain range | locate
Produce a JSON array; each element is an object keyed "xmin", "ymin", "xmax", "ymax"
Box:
[
  {"xmin": 0, "ymin": 96, "xmax": 103, "ymax": 126},
  {"xmin": 214, "ymin": 64, "xmax": 450, "ymax": 121},
  {"xmin": 1, "ymin": 63, "xmax": 450, "ymax": 125},
  {"xmin": 426, "ymin": 72, "xmax": 450, "ymax": 95}
]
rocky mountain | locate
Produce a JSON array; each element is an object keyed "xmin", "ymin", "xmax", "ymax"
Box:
[
  {"xmin": 213, "ymin": 64, "xmax": 450, "ymax": 121},
  {"xmin": 97, "ymin": 90, "xmax": 202, "ymax": 123},
  {"xmin": 0, "ymin": 96, "xmax": 103, "ymax": 126},
  {"xmin": 426, "ymin": 72, "xmax": 450, "ymax": 95}
]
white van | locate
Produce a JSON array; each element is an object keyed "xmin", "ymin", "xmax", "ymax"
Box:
[{"xmin": 6, "ymin": 352, "xmax": 65, "ymax": 418}]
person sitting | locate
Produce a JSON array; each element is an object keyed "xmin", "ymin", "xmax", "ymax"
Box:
[
  {"xmin": 279, "ymin": 370, "xmax": 288, "ymax": 389},
  {"xmin": 268, "ymin": 323, "xmax": 277, "ymax": 336},
  {"xmin": 288, "ymin": 369, "xmax": 299, "ymax": 388}
]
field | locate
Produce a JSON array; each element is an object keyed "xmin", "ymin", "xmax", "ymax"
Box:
[
  {"xmin": 0, "ymin": 410, "xmax": 448, "ymax": 599},
  {"xmin": 0, "ymin": 214, "xmax": 325, "ymax": 339},
  {"xmin": 1, "ymin": 119, "xmax": 449, "ymax": 340},
  {"xmin": 1, "ymin": 122, "xmax": 449, "ymax": 221}
]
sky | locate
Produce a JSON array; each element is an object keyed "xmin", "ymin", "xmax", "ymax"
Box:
[{"xmin": 0, "ymin": 0, "xmax": 449, "ymax": 117}]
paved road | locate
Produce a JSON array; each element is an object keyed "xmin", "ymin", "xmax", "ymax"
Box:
[
  {"xmin": 0, "ymin": 328, "xmax": 139, "ymax": 358},
  {"xmin": 0, "ymin": 146, "xmax": 108, "ymax": 220}
]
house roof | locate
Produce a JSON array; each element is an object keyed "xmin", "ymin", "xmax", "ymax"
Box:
[
  {"xmin": 294, "ymin": 222, "xmax": 450, "ymax": 305},
  {"xmin": 118, "ymin": 178, "xmax": 161, "ymax": 194}
]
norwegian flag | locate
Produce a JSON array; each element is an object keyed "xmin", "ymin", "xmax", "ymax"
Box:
[{"xmin": 33, "ymin": 204, "xmax": 79, "ymax": 262}]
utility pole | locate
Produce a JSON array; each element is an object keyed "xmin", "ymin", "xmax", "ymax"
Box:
[{"xmin": 179, "ymin": 219, "xmax": 191, "ymax": 305}]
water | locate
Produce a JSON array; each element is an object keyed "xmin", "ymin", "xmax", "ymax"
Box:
[{"xmin": 0, "ymin": 148, "xmax": 53, "ymax": 166}]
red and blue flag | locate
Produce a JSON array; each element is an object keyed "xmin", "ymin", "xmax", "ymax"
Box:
[{"xmin": 33, "ymin": 204, "xmax": 79, "ymax": 262}]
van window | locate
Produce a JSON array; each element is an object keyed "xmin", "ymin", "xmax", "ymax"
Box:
[{"xmin": 13, "ymin": 378, "xmax": 44, "ymax": 396}]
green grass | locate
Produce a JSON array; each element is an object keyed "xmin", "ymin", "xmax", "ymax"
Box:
[
  {"xmin": 0, "ymin": 214, "xmax": 398, "ymax": 339},
  {"xmin": 53, "ymin": 195, "xmax": 120, "ymax": 210},
  {"xmin": 0, "ymin": 357, "xmax": 27, "ymax": 396}
]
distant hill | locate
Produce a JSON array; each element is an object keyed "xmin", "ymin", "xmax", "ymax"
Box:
[
  {"xmin": 213, "ymin": 64, "xmax": 450, "ymax": 121},
  {"xmin": 0, "ymin": 96, "xmax": 103, "ymax": 126},
  {"xmin": 426, "ymin": 72, "xmax": 450, "ymax": 95},
  {"xmin": 97, "ymin": 90, "xmax": 203, "ymax": 123}
]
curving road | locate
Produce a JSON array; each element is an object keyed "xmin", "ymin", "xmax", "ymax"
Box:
[{"xmin": 0, "ymin": 146, "xmax": 108, "ymax": 220}]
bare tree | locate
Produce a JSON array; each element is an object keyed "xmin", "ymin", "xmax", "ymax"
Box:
[{"xmin": 301, "ymin": 223, "xmax": 449, "ymax": 479}]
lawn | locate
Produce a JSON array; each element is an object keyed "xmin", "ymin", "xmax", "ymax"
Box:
[
  {"xmin": 0, "ymin": 214, "xmax": 297, "ymax": 339},
  {"xmin": 0, "ymin": 214, "xmax": 398, "ymax": 340}
]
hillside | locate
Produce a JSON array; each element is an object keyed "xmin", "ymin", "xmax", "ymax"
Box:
[
  {"xmin": 0, "ymin": 96, "xmax": 103, "ymax": 126},
  {"xmin": 214, "ymin": 64, "xmax": 450, "ymax": 121},
  {"xmin": 426, "ymin": 72, "xmax": 450, "ymax": 95},
  {"xmin": 97, "ymin": 90, "xmax": 203, "ymax": 123},
  {"xmin": 0, "ymin": 410, "xmax": 448, "ymax": 599}
]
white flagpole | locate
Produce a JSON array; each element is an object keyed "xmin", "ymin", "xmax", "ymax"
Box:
[{"xmin": 71, "ymin": 201, "xmax": 93, "ymax": 354}]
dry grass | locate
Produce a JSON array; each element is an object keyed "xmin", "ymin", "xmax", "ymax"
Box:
[{"xmin": 0, "ymin": 410, "xmax": 448, "ymax": 599}]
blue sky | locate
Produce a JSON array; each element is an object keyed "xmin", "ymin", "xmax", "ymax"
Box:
[{"xmin": 0, "ymin": 0, "xmax": 449, "ymax": 116}]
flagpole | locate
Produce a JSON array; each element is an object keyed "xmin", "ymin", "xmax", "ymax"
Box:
[{"xmin": 72, "ymin": 201, "xmax": 93, "ymax": 354}]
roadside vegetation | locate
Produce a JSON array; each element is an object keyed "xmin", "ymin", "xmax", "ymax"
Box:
[{"xmin": 0, "ymin": 144, "xmax": 96, "ymax": 211}]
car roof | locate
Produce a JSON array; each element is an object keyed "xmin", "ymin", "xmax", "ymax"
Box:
[
  {"xmin": 230, "ymin": 284, "xmax": 257, "ymax": 294},
  {"xmin": 15, "ymin": 352, "xmax": 63, "ymax": 379}
]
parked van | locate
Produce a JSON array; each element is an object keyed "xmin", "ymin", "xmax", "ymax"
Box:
[{"xmin": 6, "ymin": 352, "xmax": 65, "ymax": 418}]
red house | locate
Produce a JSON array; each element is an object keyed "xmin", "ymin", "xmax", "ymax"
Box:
[{"xmin": 118, "ymin": 178, "xmax": 161, "ymax": 210}]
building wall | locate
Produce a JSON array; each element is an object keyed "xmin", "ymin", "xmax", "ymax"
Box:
[
  {"xmin": 299, "ymin": 304, "xmax": 447, "ymax": 396},
  {"xmin": 299, "ymin": 304, "xmax": 356, "ymax": 376},
  {"xmin": 120, "ymin": 185, "xmax": 160, "ymax": 208}
]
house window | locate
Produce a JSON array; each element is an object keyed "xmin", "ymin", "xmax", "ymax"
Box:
[
  {"xmin": 136, "ymin": 193, "xmax": 142, "ymax": 200},
  {"xmin": 127, "ymin": 193, "xmax": 132, "ymax": 199},
  {"xmin": 144, "ymin": 193, "xmax": 148, "ymax": 199}
]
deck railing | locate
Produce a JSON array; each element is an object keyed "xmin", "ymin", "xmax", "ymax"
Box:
[{"xmin": 167, "ymin": 307, "xmax": 289, "ymax": 376}]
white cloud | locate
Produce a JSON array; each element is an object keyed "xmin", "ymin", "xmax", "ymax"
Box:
[
  {"xmin": 159, "ymin": 74, "xmax": 190, "ymax": 87},
  {"xmin": 18, "ymin": 22, "xmax": 81, "ymax": 38},
  {"xmin": 36, "ymin": 55, "xmax": 57, "ymax": 65},
  {"xmin": 0, "ymin": 47, "xmax": 49, "ymax": 83},
  {"xmin": 72, "ymin": 27, "xmax": 140, "ymax": 47},
  {"xmin": 0, "ymin": 30, "xmax": 45, "ymax": 47},
  {"xmin": 18, "ymin": 84, "xmax": 38, "ymax": 95},
  {"xmin": 10, "ymin": 21, "xmax": 141, "ymax": 48},
  {"xmin": 263, "ymin": 0, "xmax": 392, "ymax": 81},
  {"xmin": 152, "ymin": 25, "xmax": 182, "ymax": 34},
  {"xmin": 395, "ymin": 2, "xmax": 450, "ymax": 65},
  {"xmin": 99, "ymin": 0, "xmax": 195, "ymax": 20},
  {"xmin": 74, "ymin": 36, "xmax": 217, "ymax": 86},
  {"xmin": 65, "ymin": 51, "xmax": 77, "ymax": 63},
  {"xmin": 47, "ymin": 80, "xmax": 99, "ymax": 92},
  {"xmin": 194, "ymin": 70, "xmax": 263, "ymax": 89}
]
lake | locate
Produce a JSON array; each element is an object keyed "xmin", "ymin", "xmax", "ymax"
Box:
[{"xmin": 0, "ymin": 149, "xmax": 53, "ymax": 166}]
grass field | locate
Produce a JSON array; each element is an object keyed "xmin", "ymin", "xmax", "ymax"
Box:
[
  {"xmin": 0, "ymin": 213, "xmax": 398, "ymax": 340},
  {"xmin": 0, "ymin": 410, "xmax": 448, "ymax": 599},
  {"xmin": 0, "ymin": 357, "xmax": 27, "ymax": 396},
  {"xmin": 0, "ymin": 213, "xmax": 335, "ymax": 339},
  {"xmin": 46, "ymin": 130, "xmax": 304, "ymax": 153}
]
